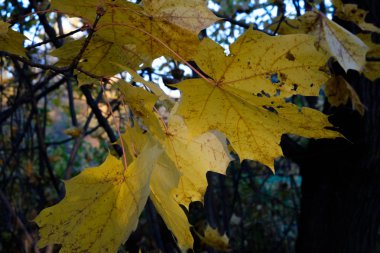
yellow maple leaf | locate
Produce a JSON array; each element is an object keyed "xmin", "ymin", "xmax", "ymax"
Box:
[
  {"xmin": 0, "ymin": 21, "xmax": 27, "ymax": 57},
  {"xmin": 332, "ymin": 0, "xmax": 380, "ymax": 33},
  {"xmin": 274, "ymin": 11, "xmax": 369, "ymax": 72},
  {"xmin": 197, "ymin": 225, "xmax": 229, "ymax": 252},
  {"xmin": 143, "ymin": 0, "xmax": 220, "ymax": 33},
  {"xmin": 116, "ymin": 81, "xmax": 165, "ymax": 140},
  {"xmin": 121, "ymin": 113, "xmax": 232, "ymax": 248},
  {"xmin": 165, "ymin": 115, "xmax": 232, "ymax": 208},
  {"xmin": 325, "ymin": 75, "xmax": 365, "ymax": 115},
  {"xmin": 150, "ymin": 153, "xmax": 194, "ymax": 250},
  {"xmin": 112, "ymin": 63, "xmax": 168, "ymax": 99},
  {"xmin": 357, "ymin": 33, "xmax": 380, "ymax": 81},
  {"xmin": 51, "ymin": 35, "xmax": 147, "ymax": 78},
  {"xmin": 121, "ymin": 126, "xmax": 194, "ymax": 249},
  {"xmin": 51, "ymin": 0, "xmax": 218, "ymax": 64},
  {"xmin": 122, "ymin": 112, "xmax": 232, "ymax": 206},
  {"xmin": 177, "ymin": 29, "xmax": 340, "ymax": 170},
  {"xmin": 34, "ymin": 140, "xmax": 162, "ymax": 252}
]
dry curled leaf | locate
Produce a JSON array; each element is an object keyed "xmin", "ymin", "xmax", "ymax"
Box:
[
  {"xmin": 332, "ymin": 0, "xmax": 380, "ymax": 33},
  {"xmin": 325, "ymin": 75, "xmax": 365, "ymax": 115}
]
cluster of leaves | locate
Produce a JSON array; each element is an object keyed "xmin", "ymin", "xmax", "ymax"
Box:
[{"xmin": 1, "ymin": 0, "xmax": 379, "ymax": 252}]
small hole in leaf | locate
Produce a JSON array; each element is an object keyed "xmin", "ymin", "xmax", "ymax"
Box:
[{"xmin": 270, "ymin": 73, "xmax": 280, "ymax": 84}]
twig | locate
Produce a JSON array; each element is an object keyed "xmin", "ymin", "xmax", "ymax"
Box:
[
  {"xmin": 1, "ymin": 111, "xmax": 34, "ymax": 189},
  {"xmin": 26, "ymin": 28, "xmax": 83, "ymax": 50},
  {"xmin": 69, "ymin": 9, "xmax": 104, "ymax": 71},
  {"xmin": 30, "ymin": 0, "xmax": 62, "ymax": 48},
  {"xmin": 80, "ymin": 85, "xmax": 122, "ymax": 156},
  {"xmin": 0, "ymin": 77, "xmax": 66, "ymax": 125},
  {"xmin": 67, "ymin": 78, "xmax": 79, "ymax": 126},
  {"xmin": 64, "ymin": 92, "xmax": 102, "ymax": 179},
  {"xmin": 0, "ymin": 52, "xmax": 69, "ymax": 73},
  {"xmin": 0, "ymin": 189, "xmax": 40, "ymax": 253},
  {"xmin": 272, "ymin": 14, "xmax": 285, "ymax": 35}
]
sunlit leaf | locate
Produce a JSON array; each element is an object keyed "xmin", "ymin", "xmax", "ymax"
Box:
[
  {"xmin": 34, "ymin": 139, "xmax": 162, "ymax": 252},
  {"xmin": 51, "ymin": 0, "xmax": 219, "ymax": 64},
  {"xmin": 275, "ymin": 11, "xmax": 369, "ymax": 72},
  {"xmin": 0, "ymin": 21, "xmax": 27, "ymax": 57},
  {"xmin": 177, "ymin": 29, "xmax": 340, "ymax": 170}
]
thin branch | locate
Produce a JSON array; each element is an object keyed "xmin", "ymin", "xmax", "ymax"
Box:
[
  {"xmin": 67, "ymin": 78, "xmax": 79, "ymax": 126},
  {"xmin": 0, "ymin": 77, "xmax": 66, "ymax": 125},
  {"xmin": 0, "ymin": 189, "xmax": 40, "ymax": 253},
  {"xmin": 26, "ymin": 27, "xmax": 83, "ymax": 50},
  {"xmin": 80, "ymin": 85, "xmax": 122, "ymax": 156},
  {"xmin": 64, "ymin": 92, "xmax": 101, "ymax": 179},
  {"xmin": 0, "ymin": 52, "xmax": 69, "ymax": 73},
  {"xmin": 30, "ymin": 0, "xmax": 63, "ymax": 48},
  {"xmin": 69, "ymin": 10, "xmax": 104, "ymax": 71},
  {"xmin": 272, "ymin": 14, "xmax": 286, "ymax": 35}
]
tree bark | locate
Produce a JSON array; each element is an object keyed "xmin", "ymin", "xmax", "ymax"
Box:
[{"xmin": 282, "ymin": 0, "xmax": 380, "ymax": 250}]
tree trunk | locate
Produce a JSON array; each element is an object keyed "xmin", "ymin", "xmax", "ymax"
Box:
[
  {"xmin": 283, "ymin": 0, "xmax": 380, "ymax": 251},
  {"xmin": 283, "ymin": 72, "xmax": 380, "ymax": 253}
]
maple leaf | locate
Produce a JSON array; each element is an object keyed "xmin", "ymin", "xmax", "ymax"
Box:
[
  {"xmin": 197, "ymin": 225, "xmax": 230, "ymax": 252},
  {"xmin": 357, "ymin": 33, "xmax": 380, "ymax": 81},
  {"xmin": 112, "ymin": 64, "xmax": 169, "ymax": 98},
  {"xmin": 332, "ymin": 0, "xmax": 380, "ymax": 33},
  {"xmin": 143, "ymin": 0, "xmax": 220, "ymax": 33},
  {"xmin": 116, "ymin": 81, "xmax": 164, "ymax": 139},
  {"xmin": 51, "ymin": 35, "xmax": 149, "ymax": 78},
  {"xmin": 34, "ymin": 140, "xmax": 162, "ymax": 252},
  {"xmin": 51, "ymin": 0, "xmax": 218, "ymax": 64},
  {"xmin": 177, "ymin": 29, "xmax": 340, "ymax": 170},
  {"xmin": 121, "ymin": 111, "xmax": 231, "ymax": 248},
  {"xmin": 274, "ymin": 11, "xmax": 369, "ymax": 72},
  {"xmin": 325, "ymin": 75, "xmax": 365, "ymax": 115},
  {"xmin": 0, "ymin": 21, "xmax": 27, "ymax": 57},
  {"xmin": 119, "ymin": 80, "xmax": 227, "ymax": 209},
  {"xmin": 122, "ymin": 127, "xmax": 194, "ymax": 249},
  {"xmin": 164, "ymin": 115, "xmax": 232, "ymax": 208},
  {"xmin": 150, "ymin": 153, "xmax": 194, "ymax": 250}
]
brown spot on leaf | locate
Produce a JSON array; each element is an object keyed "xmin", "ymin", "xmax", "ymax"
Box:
[
  {"xmin": 280, "ymin": 72, "xmax": 287, "ymax": 81},
  {"xmin": 286, "ymin": 51, "xmax": 295, "ymax": 61},
  {"xmin": 261, "ymin": 90, "xmax": 271, "ymax": 98},
  {"xmin": 262, "ymin": 105, "xmax": 278, "ymax": 114}
]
